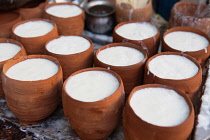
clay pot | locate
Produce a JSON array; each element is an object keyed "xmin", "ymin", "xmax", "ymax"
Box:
[
  {"xmin": 162, "ymin": 27, "xmax": 210, "ymax": 68},
  {"xmin": 62, "ymin": 67, "xmax": 125, "ymax": 140},
  {"xmin": 43, "ymin": 3, "xmax": 85, "ymax": 35},
  {"xmin": 0, "ymin": 12, "xmax": 22, "ymax": 38},
  {"xmin": 12, "ymin": 19, "xmax": 58, "ymax": 55},
  {"xmin": 169, "ymin": 1, "xmax": 210, "ymax": 35},
  {"xmin": 144, "ymin": 52, "xmax": 202, "ymax": 104},
  {"xmin": 94, "ymin": 42, "xmax": 148, "ymax": 98},
  {"xmin": 18, "ymin": 2, "xmax": 46, "ymax": 20},
  {"xmin": 123, "ymin": 84, "xmax": 194, "ymax": 140},
  {"xmin": 115, "ymin": 0, "xmax": 152, "ymax": 23},
  {"xmin": 45, "ymin": 35, "xmax": 94, "ymax": 80},
  {"xmin": 0, "ymin": 38, "xmax": 27, "ymax": 98},
  {"xmin": 2, "ymin": 55, "xmax": 63, "ymax": 124},
  {"xmin": 113, "ymin": 21, "xmax": 160, "ymax": 57}
]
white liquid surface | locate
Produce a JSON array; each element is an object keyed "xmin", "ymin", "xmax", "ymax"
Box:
[
  {"xmin": 0, "ymin": 43, "xmax": 21, "ymax": 62},
  {"xmin": 46, "ymin": 5, "xmax": 82, "ymax": 18},
  {"xmin": 97, "ymin": 46, "xmax": 144, "ymax": 66},
  {"xmin": 149, "ymin": 55, "xmax": 198, "ymax": 80},
  {"xmin": 164, "ymin": 31, "xmax": 209, "ymax": 52},
  {"xmin": 65, "ymin": 71, "xmax": 119, "ymax": 102},
  {"xmin": 46, "ymin": 36, "xmax": 90, "ymax": 55},
  {"xmin": 130, "ymin": 87, "xmax": 190, "ymax": 127},
  {"xmin": 14, "ymin": 21, "xmax": 54, "ymax": 38},
  {"xmin": 6, "ymin": 58, "xmax": 58, "ymax": 81},
  {"xmin": 116, "ymin": 22, "xmax": 158, "ymax": 40}
]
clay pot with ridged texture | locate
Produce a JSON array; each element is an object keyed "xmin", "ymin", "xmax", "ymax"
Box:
[
  {"xmin": 0, "ymin": 12, "xmax": 22, "ymax": 38},
  {"xmin": 123, "ymin": 84, "xmax": 194, "ymax": 140},
  {"xmin": 169, "ymin": 1, "xmax": 210, "ymax": 35},
  {"xmin": 113, "ymin": 21, "xmax": 160, "ymax": 57},
  {"xmin": 0, "ymin": 38, "xmax": 27, "ymax": 98},
  {"xmin": 45, "ymin": 35, "xmax": 94, "ymax": 80},
  {"xmin": 12, "ymin": 19, "xmax": 58, "ymax": 55},
  {"xmin": 62, "ymin": 67, "xmax": 125, "ymax": 140},
  {"xmin": 43, "ymin": 3, "xmax": 85, "ymax": 35},
  {"xmin": 144, "ymin": 52, "xmax": 202, "ymax": 104},
  {"xmin": 94, "ymin": 42, "xmax": 147, "ymax": 98},
  {"xmin": 162, "ymin": 27, "xmax": 210, "ymax": 68},
  {"xmin": 2, "ymin": 55, "xmax": 63, "ymax": 125}
]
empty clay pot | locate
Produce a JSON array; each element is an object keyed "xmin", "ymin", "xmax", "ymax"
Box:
[
  {"xmin": 0, "ymin": 12, "xmax": 22, "ymax": 38},
  {"xmin": 115, "ymin": 0, "xmax": 152, "ymax": 23},
  {"xmin": 2, "ymin": 55, "xmax": 63, "ymax": 124},
  {"xmin": 12, "ymin": 19, "xmax": 58, "ymax": 55},
  {"xmin": 162, "ymin": 27, "xmax": 210, "ymax": 68},
  {"xmin": 169, "ymin": 1, "xmax": 210, "ymax": 35},
  {"xmin": 0, "ymin": 38, "xmax": 27, "ymax": 98},
  {"xmin": 94, "ymin": 42, "xmax": 148, "ymax": 98},
  {"xmin": 144, "ymin": 52, "xmax": 202, "ymax": 104},
  {"xmin": 62, "ymin": 67, "xmax": 125, "ymax": 140},
  {"xmin": 123, "ymin": 84, "xmax": 194, "ymax": 140},
  {"xmin": 113, "ymin": 21, "xmax": 160, "ymax": 57},
  {"xmin": 45, "ymin": 35, "xmax": 94, "ymax": 80},
  {"xmin": 43, "ymin": 3, "xmax": 85, "ymax": 35}
]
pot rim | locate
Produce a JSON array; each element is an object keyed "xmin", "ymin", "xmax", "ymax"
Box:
[
  {"xmin": 0, "ymin": 12, "xmax": 21, "ymax": 26},
  {"xmin": 63, "ymin": 67, "xmax": 124, "ymax": 104},
  {"xmin": 127, "ymin": 84, "xmax": 194, "ymax": 130}
]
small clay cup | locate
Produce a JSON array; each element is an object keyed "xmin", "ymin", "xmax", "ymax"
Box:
[
  {"xmin": 144, "ymin": 52, "xmax": 202, "ymax": 104},
  {"xmin": 45, "ymin": 35, "xmax": 94, "ymax": 80},
  {"xmin": 12, "ymin": 19, "xmax": 58, "ymax": 55},
  {"xmin": 169, "ymin": 1, "xmax": 210, "ymax": 35},
  {"xmin": 0, "ymin": 12, "xmax": 22, "ymax": 38},
  {"xmin": 94, "ymin": 42, "xmax": 148, "ymax": 98},
  {"xmin": 115, "ymin": 0, "xmax": 152, "ymax": 23},
  {"xmin": 162, "ymin": 27, "xmax": 210, "ymax": 68},
  {"xmin": 113, "ymin": 21, "xmax": 160, "ymax": 57},
  {"xmin": 62, "ymin": 67, "xmax": 125, "ymax": 140},
  {"xmin": 2, "ymin": 55, "xmax": 63, "ymax": 125},
  {"xmin": 123, "ymin": 84, "xmax": 194, "ymax": 140},
  {"xmin": 0, "ymin": 38, "xmax": 27, "ymax": 98},
  {"xmin": 43, "ymin": 3, "xmax": 85, "ymax": 35}
]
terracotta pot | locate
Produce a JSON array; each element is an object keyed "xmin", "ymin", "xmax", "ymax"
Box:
[
  {"xmin": 123, "ymin": 84, "xmax": 194, "ymax": 140},
  {"xmin": 94, "ymin": 42, "xmax": 148, "ymax": 98},
  {"xmin": 43, "ymin": 3, "xmax": 85, "ymax": 35},
  {"xmin": 115, "ymin": 0, "xmax": 152, "ymax": 23},
  {"xmin": 0, "ymin": 12, "xmax": 22, "ymax": 38},
  {"xmin": 12, "ymin": 19, "xmax": 58, "ymax": 55},
  {"xmin": 45, "ymin": 35, "xmax": 94, "ymax": 80},
  {"xmin": 162, "ymin": 27, "xmax": 210, "ymax": 68},
  {"xmin": 144, "ymin": 52, "xmax": 202, "ymax": 104},
  {"xmin": 169, "ymin": 1, "xmax": 210, "ymax": 35},
  {"xmin": 18, "ymin": 2, "xmax": 46, "ymax": 20},
  {"xmin": 62, "ymin": 67, "xmax": 125, "ymax": 140},
  {"xmin": 2, "ymin": 55, "xmax": 63, "ymax": 124},
  {"xmin": 113, "ymin": 21, "xmax": 160, "ymax": 57},
  {"xmin": 0, "ymin": 38, "xmax": 27, "ymax": 98}
]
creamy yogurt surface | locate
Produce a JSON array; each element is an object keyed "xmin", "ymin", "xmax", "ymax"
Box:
[{"xmin": 0, "ymin": 43, "xmax": 21, "ymax": 62}]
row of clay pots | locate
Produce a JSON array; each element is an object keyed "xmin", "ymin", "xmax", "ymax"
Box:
[{"xmin": 0, "ymin": 2, "xmax": 84, "ymax": 38}]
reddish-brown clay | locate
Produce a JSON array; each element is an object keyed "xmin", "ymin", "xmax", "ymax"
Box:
[
  {"xmin": 12, "ymin": 19, "xmax": 59, "ymax": 55},
  {"xmin": 169, "ymin": 1, "xmax": 210, "ymax": 35},
  {"xmin": 115, "ymin": 0, "xmax": 152, "ymax": 23},
  {"xmin": 62, "ymin": 67, "xmax": 125, "ymax": 140},
  {"xmin": 144, "ymin": 52, "xmax": 202, "ymax": 104},
  {"xmin": 45, "ymin": 36, "xmax": 94, "ymax": 80},
  {"xmin": 123, "ymin": 84, "xmax": 195, "ymax": 140},
  {"xmin": 2, "ymin": 55, "xmax": 63, "ymax": 125},
  {"xmin": 94, "ymin": 42, "xmax": 148, "ymax": 98},
  {"xmin": 0, "ymin": 38, "xmax": 27, "ymax": 98},
  {"xmin": 0, "ymin": 12, "xmax": 22, "ymax": 38},
  {"xmin": 113, "ymin": 21, "xmax": 160, "ymax": 57},
  {"xmin": 162, "ymin": 27, "xmax": 210, "ymax": 68},
  {"xmin": 43, "ymin": 3, "xmax": 85, "ymax": 36},
  {"xmin": 18, "ymin": 2, "xmax": 46, "ymax": 20}
]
